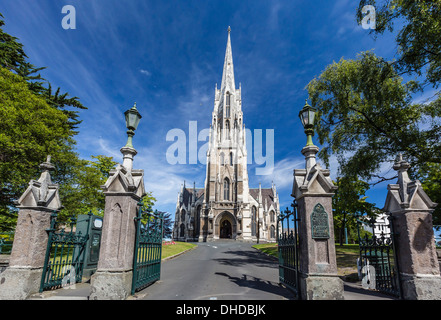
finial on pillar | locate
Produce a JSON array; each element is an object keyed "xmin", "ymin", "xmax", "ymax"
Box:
[
  {"xmin": 393, "ymin": 153, "xmax": 411, "ymax": 182},
  {"xmin": 393, "ymin": 153, "xmax": 411, "ymax": 204},
  {"xmin": 39, "ymin": 155, "xmax": 55, "ymax": 172},
  {"xmin": 228, "ymin": 26, "xmax": 231, "ymax": 33}
]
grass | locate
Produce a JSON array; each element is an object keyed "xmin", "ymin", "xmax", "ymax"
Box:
[
  {"xmin": 161, "ymin": 241, "xmax": 197, "ymax": 259},
  {"xmin": 253, "ymin": 243, "xmax": 278, "ymax": 258},
  {"xmin": 253, "ymin": 243, "xmax": 361, "ymax": 282}
]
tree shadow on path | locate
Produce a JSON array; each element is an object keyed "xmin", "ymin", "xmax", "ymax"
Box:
[
  {"xmin": 214, "ymin": 272, "xmax": 296, "ymax": 300},
  {"xmin": 213, "ymin": 249, "xmax": 278, "ymax": 268}
]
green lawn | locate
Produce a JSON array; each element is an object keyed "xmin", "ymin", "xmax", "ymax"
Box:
[
  {"xmin": 162, "ymin": 241, "xmax": 197, "ymax": 259},
  {"xmin": 253, "ymin": 243, "xmax": 278, "ymax": 258},
  {"xmin": 253, "ymin": 243, "xmax": 360, "ymax": 281}
]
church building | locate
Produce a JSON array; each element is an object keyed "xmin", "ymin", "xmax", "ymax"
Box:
[{"xmin": 172, "ymin": 28, "xmax": 280, "ymax": 242}]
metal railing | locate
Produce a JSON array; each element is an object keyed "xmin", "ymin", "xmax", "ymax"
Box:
[
  {"xmin": 132, "ymin": 203, "xmax": 164, "ymax": 295},
  {"xmin": 39, "ymin": 212, "xmax": 91, "ymax": 292},
  {"xmin": 0, "ymin": 232, "xmax": 14, "ymax": 254},
  {"xmin": 277, "ymin": 200, "xmax": 300, "ymax": 298}
]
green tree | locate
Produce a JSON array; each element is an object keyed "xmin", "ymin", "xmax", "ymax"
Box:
[
  {"xmin": 418, "ymin": 162, "xmax": 441, "ymax": 225},
  {"xmin": 0, "ymin": 12, "xmax": 89, "ymax": 229},
  {"xmin": 306, "ymin": 51, "xmax": 441, "ymax": 181},
  {"xmin": 58, "ymin": 155, "xmax": 117, "ymax": 222},
  {"xmin": 161, "ymin": 212, "xmax": 173, "ymax": 239},
  {"xmin": 0, "ymin": 66, "xmax": 73, "ymax": 229},
  {"xmin": 0, "ymin": 13, "xmax": 86, "ymax": 132},
  {"xmin": 307, "ymin": 1, "xmax": 441, "ymax": 224},
  {"xmin": 357, "ymin": 0, "xmax": 441, "ymax": 88},
  {"xmin": 333, "ymin": 175, "xmax": 378, "ymax": 245},
  {"xmin": 354, "ymin": 0, "xmax": 441, "ymax": 222},
  {"xmin": 139, "ymin": 191, "xmax": 158, "ymax": 225}
]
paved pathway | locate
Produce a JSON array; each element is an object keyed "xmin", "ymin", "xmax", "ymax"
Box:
[
  {"xmin": 26, "ymin": 241, "xmax": 395, "ymax": 300},
  {"xmin": 138, "ymin": 241, "xmax": 296, "ymax": 300}
]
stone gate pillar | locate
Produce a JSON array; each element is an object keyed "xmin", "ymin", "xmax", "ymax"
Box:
[
  {"xmin": 383, "ymin": 154, "xmax": 441, "ymax": 300},
  {"xmin": 292, "ymin": 145, "xmax": 344, "ymax": 300},
  {"xmin": 89, "ymin": 103, "xmax": 145, "ymax": 300},
  {"xmin": 0, "ymin": 156, "xmax": 62, "ymax": 300}
]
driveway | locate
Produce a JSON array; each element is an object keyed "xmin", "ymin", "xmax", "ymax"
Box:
[{"xmin": 138, "ymin": 241, "xmax": 296, "ymax": 300}]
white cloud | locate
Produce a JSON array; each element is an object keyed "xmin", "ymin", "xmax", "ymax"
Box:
[
  {"xmin": 140, "ymin": 69, "xmax": 151, "ymax": 76},
  {"xmin": 258, "ymin": 157, "xmax": 304, "ymax": 190}
]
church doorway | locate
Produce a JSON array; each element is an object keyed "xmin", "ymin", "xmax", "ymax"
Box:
[
  {"xmin": 217, "ymin": 211, "xmax": 236, "ymax": 240},
  {"xmin": 220, "ymin": 220, "xmax": 232, "ymax": 239}
]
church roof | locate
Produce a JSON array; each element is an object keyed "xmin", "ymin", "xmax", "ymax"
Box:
[
  {"xmin": 179, "ymin": 187, "xmax": 204, "ymax": 208},
  {"xmin": 249, "ymin": 188, "xmax": 277, "ymax": 209}
]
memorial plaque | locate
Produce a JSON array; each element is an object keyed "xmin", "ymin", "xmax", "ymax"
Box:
[{"xmin": 311, "ymin": 203, "xmax": 330, "ymax": 239}]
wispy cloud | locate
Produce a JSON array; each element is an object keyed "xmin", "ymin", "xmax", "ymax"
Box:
[
  {"xmin": 257, "ymin": 157, "xmax": 303, "ymax": 189},
  {"xmin": 139, "ymin": 69, "xmax": 151, "ymax": 76}
]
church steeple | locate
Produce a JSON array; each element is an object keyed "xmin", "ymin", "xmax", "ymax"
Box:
[
  {"xmin": 220, "ymin": 26, "xmax": 236, "ymax": 94},
  {"xmin": 174, "ymin": 27, "xmax": 280, "ymax": 243},
  {"xmin": 212, "ymin": 27, "xmax": 243, "ymax": 144}
]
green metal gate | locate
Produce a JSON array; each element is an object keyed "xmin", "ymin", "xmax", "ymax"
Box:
[
  {"xmin": 40, "ymin": 212, "xmax": 91, "ymax": 292},
  {"xmin": 0, "ymin": 232, "xmax": 14, "ymax": 254},
  {"xmin": 131, "ymin": 203, "xmax": 164, "ymax": 295},
  {"xmin": 357, "ymin": 213, "xmax": 402, "ymax": 298},
  {"xmin": 277, "ymin": 200, "xmax": 300, "ymax": 298}
]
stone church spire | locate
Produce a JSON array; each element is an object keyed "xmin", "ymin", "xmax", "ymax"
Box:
[
  {"xmin": 173, "ymin": 28, "xmax": 280, "ymax": 243},
  {"xmin": 220, "ymin": 26, "xmax": 236, "ymax": 94}
]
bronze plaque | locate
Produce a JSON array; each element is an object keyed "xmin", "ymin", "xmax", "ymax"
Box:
[{"xmin": 311, "ymin": 203, "xmax": 330, "ymax": 239}]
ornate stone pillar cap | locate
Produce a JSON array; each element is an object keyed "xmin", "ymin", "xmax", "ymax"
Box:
[
  {"xmin": 15, "ymin": 155, "xmax": 62, "ymax": 210},
  {"xmin": 383, "ymin": 154, "xmax": 437, "ymax": 212}
]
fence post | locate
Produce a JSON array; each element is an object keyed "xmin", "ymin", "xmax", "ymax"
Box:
[
  {"xmin": 383, "ymin": 154, "xmax": 441, "ymax": 300},
  {"xmin": 88, "ymin": 163, "xmax": 145, "ymax": 300},
  {"xmin": 0, "ymin": 156, "xmax": 62, "ymax": 300},
  {"xmin": 292, "ymin": 145, "xmax": 344, "ymax": 300},
  {"xmin": 89, "ymin": 104, "xmax": 146, "ymax": 300}
]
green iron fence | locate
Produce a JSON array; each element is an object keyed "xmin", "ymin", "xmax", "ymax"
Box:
[
  {"xmin": 277, "ymin": 200, "xmax": 300, "ymax": 298},
  {"xmin": 39, "ymin": 212, "xmax": 91, "ymax": 292},
  {"xmin": 0, "ymin": 232, "xmax": 14, "ymax": 254},
  {"xmin": 131, "ymin": 204, "xmax": 164, "ymax": 295},
  {"xmin": 357, "ymin": 213, "xmax": 402, "ymax": 299}
]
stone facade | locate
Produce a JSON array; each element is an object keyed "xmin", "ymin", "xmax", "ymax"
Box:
[
  {"xmin": 172, "ymin": 29, "xmax": 280, "ymax": 242},
  {"xmin": 0, "ymin": 156, "xmax": 62, "ymax": 300},
  {"xmin": 89, "ymin": 145, "xmax": 146, "ymax": 300},
  {"xmin": 292, "ymin": 145, "xmax": 344, "ymax": 300},
  {"xmin": 383, "ymin": 154, "xmax": 441, "ymax": 300}
]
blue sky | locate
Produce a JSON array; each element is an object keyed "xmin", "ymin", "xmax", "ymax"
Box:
[{"xmin": 1, "ymin": 0, "xmax": 421, "ymax": 218}]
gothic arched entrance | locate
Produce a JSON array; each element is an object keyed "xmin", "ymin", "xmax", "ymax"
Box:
[{"xmin": 215, "ymin": 211, "xmax": 236, "ymax": 240}]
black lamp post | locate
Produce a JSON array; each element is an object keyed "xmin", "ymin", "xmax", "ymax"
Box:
[
  {"xmin": 123, "ymin": 102, "xmax": 142, "ymax": 149},
  {"xmin": 298, "ymin": 99, "xmax": 316, "ymax": 147}
]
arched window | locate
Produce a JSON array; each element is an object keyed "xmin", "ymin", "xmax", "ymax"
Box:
[
  {"xmin": 196, "ymin": 205, "xmax": 201, "ymax": 237},
  {"xmin": 230, "ymin": 152, "xmax": 233, "ymax": 166},
  {"xmin": 225, "ymin": 120, "xmax": 230, "ymax": 140},
  {"xmin": 226, "ymin": 93, "xmax": 231, "ymax": 118},
  {"xmin": 270, "ymin": 225, "xmax": 275, "ymax": 239},
  {"xmin": 270, "ymin": 211, "xmax": 275, "ymax": 223},
  {"xmin": 251, "ymin": 206, "xmax": 257, "ymax": 236},
  {"xmin": 223, "ymin": 178, "xmax": 230, "ymax": 201},
  {"xmin": 181, "ymin": 209, "xmax": 186, "ymax": 222}
]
